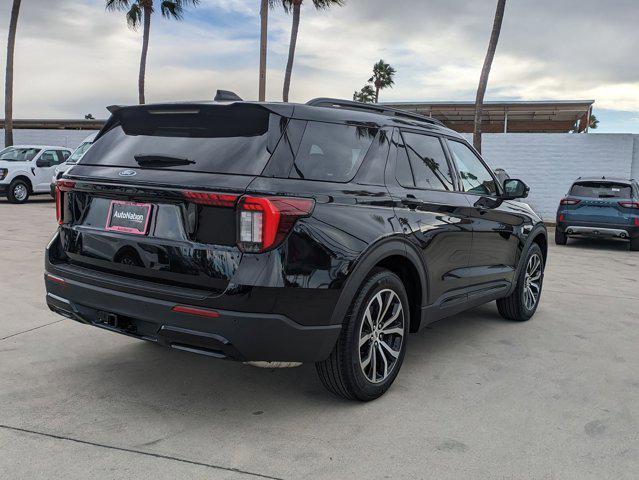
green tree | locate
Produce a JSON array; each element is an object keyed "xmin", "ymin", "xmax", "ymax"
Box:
[
  {"xmin": 369, "ymin": 59, "xmax": 396, "ymax": 103},
  {"xmin": 473, "ymin": 0, "xmax": 506, "ymax": 153},
  {"xmin": 4, "ymin": 0, "xmax": 22, "ymax": 147},
  {"xmin": 106, "ymin": 0, "xmax": 200, "ymax": 104},
  {"xmin": 353, "ymin": 85, "xmax": 375, "ymax": 103},
  {"xmin": 280, "ymin": 0, "xmax": 345, "ymax": 102},
  {"xmin": 589, "ymin": 114, "xmax": 599, "ymax": 130}
]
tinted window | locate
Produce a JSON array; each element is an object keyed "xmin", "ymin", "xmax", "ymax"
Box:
[
  {"xmin": 570, "ymin": 182, "xmax": 632, "ymax": 198},
  {"xmin": 0, "ymin": 147, "xmax": 41, "ymax": 162},
  {"xmin": 402, "ymin": 132, "xmax": 453, "ymax": 190},
  {"xmin": 448, "ymin": 140, "xmax": 498, "ymax": 195},
  {"xmin": 291, "ymin": 122, "xmax": 378, "ymax": 182},
  {"xmin": 80, "ymin": 105, "xmax": 284, "ymax": 175},
  {"xmin": 396, "ymin": 144, "xmax": 414, "ymax": 187},
  {"xmin": 40, "ymin": 150, "xmax": 59, "ymax": 165}
]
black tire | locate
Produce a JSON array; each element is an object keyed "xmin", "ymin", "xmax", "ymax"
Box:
[
  {"xmin": 630, "ymin": 237, "xmax": 639, "ymax": 252},
  {"xmin": 497, "ymin": 243, "xmax": 544, "ymax": 322},
  {"xmin": 554, "ymin": 228, "xmax": 567, "ymax": 245},
  {"xmin": 315, "ymin": 268, "xmax": 410, "ymax": 401},
  {"xmin": 7, "ymin": 179, "xmax": 30, "ymax": 204}
]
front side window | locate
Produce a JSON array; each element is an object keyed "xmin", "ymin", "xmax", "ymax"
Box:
[
  {"xmin": 448, "ymin": 140, "xmax": 498, "ymax": 196},
  {"xmin": 291, "ymin": 122, "xmax": 378, "ymax": 182},
  {"xmin": 0, "ymin": 147, "xmax": 41, "ymax": 162},
  {"xmin": 401, "ymin": 132, "xmax": 453, "ymax": 191}
]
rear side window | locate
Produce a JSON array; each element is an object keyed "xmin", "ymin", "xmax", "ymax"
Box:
[
  {"xmin": 290, "ymin": 122, "xmax": 378, "ymax": 182},
  {"xmin": 80, "ymin": 105, "xmax": 285, "ymax": 175},
  {"xmin": 570, "ymin": 182, "xmax": 632, "ymax": 198},
  {"xmin": 401, "ymin": 132, "xmax": 453, "ymax": 191}
]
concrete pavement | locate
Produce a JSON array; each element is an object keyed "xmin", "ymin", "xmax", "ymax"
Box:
[{"xmin": 1, "ymin": 198, "xmax": 637, "ymax": 479}]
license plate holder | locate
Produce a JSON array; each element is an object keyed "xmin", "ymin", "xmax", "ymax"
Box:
[{"xmin": 105, "ymin": 200, "xmax": 152, "ymax": 235}]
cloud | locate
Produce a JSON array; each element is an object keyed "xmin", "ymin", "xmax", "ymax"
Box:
[{"xmin": 0, "ymin": 0, "xmax": 638, "ymax": 118}]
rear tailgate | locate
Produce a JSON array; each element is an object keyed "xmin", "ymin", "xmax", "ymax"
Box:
[
  {"xmin": 50, "ymin": 103, "xmax": 288, "ymax": 295},
  {"xmin": 563, "ymin": 181, "xmax": 635, "ymax": 225}
]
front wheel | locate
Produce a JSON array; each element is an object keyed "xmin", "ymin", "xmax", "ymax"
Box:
[
  {"xmin": 316, "ymin": 269, "xmax": 409, "ymax": 401},
  {"xmin": 7, "ymin": 179, "xmax": 30, "ymax": 204},
  {"xmin": 497, "ymin": 244, "xmax": 545, "ymax": 322}
]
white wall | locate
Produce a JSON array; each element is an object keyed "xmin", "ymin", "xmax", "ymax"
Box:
[
  {"xmin": 0, "ymin": 129, "xmax": 98, "ymax": 150},
  {"xmin": 463, "ymin": 133, "xmax": 638, "ymax": 220}
]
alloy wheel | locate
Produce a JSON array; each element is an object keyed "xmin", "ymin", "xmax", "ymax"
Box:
[
  {"xmin": 523, "ymin": 253, "xmax": 543, "ymax": 311},
  {"xmin": 358, "ymin": 289, "xmax": 405, "ymax": 384}
]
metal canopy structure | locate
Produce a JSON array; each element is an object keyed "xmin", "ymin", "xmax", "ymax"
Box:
[
  {"xmin": 381, "ymin": 100, "xmax": 595, "ymax": 133},
  {"xmin": 0, "ymin": 118, "xmax": 105, "ymax": 130}
]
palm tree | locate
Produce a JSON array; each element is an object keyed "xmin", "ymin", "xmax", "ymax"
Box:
[
  {"xmin": 473, "ymin": 0, "xmax": 506, "ymax": 153},
  {"xmin": 106, "ymin": 0, "xmax": 200, "ymax": 105},
  {"xmin": 589, "ymin": 114, "xmax": 599, "ymax": 130},
  {"xmin": 281, "ymin": 0, "xmax": 344, "ymax": 102},
  {"xmin": 369, "ymin": 59, "xmax": 396, "ymax": 103},
  {"xmin": 4, "ymin": 0, "xmax": 22, "ymax": 148},
  {"xmin": 353, "ymin": 85, "xmax": 375, "ymax": 103}
]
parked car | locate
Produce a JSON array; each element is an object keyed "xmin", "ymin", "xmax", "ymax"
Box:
[
  {"xmin": 50, "ymin": 133, "xmax": 97, "ymax": 196},
  {"xmin": 555, "ymin": 177, "xmax": 639, "ymax": 250},
  {"xmin": 0, "ymin": 145, "xmax": 73, "ymax": 203},
  {"xmin": 45, "ymin": 98, "xmax": 547, "ymax": 401}
]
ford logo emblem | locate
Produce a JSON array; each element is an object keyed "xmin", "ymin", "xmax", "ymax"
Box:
[{"xmin": 119, "ymin": 170, "xmax": 137, "ymax": 177}]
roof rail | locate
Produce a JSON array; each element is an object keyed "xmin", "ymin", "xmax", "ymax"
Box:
[{"xmin": 306, "ymin": 98, "xmax": 445, "ymax": 127}]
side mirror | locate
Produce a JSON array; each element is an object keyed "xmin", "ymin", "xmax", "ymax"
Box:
[
  {"xmin": 36, "ymin": 158, "xmax": 53, "ymax": 168},
  {"xmin": 503, "ymin": 179, "xmax": 530, "ymax": 199}
]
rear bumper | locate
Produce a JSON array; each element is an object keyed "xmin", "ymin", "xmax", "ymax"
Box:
[
  {"xmin": 44, "ymin": 272, "xmax": 341, "ymax": 363},
  {"xmin": 557, "ymin": 221, "xmax": 639, "ymax": 239}
]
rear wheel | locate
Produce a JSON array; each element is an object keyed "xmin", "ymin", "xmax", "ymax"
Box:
[
  {"xmin": 497, "ymin": 244, "xmax": 544, "ymax": 322},
  {"xmin": 7, "ymin": 179, "xmax": 30, "ymax": 204},
  {"xmin": 554, "ymin": 228, "xmax": 567, "ymax": 245},
  {"xmin": 316, "ymin": 269, "xmax": 409, "ymax": 401}
]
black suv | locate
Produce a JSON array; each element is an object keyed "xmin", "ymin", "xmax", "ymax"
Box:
[{"xmin": 45, "ymin": 98, "xmax": 547, "ymax": 401}]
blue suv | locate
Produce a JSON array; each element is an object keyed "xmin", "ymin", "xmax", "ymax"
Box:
[{"xmin": 555, "ymin": 177, "xmax": 639, "ymax": 250}]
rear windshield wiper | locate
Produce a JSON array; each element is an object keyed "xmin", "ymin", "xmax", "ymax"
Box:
[{"xmin": 134, "ymin": 154, "xmax": 195, "ymax": 167}]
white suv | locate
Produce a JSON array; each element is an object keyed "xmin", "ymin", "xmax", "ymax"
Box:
[{"xmin": 0, "ymin": 145, "xmax": 73, "ymax": 203}]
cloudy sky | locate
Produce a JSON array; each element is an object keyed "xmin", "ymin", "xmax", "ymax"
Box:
[{"xmin": 1, "ymin": 0, "xmax": 639, "ymax": 132}]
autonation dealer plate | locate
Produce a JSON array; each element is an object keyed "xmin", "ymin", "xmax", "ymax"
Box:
[{"xmin": 105, "ymin": 201, "xmax": 152, "ymax": 235}]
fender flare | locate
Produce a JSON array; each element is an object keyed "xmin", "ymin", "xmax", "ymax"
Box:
[
  {"xmin": 507, "ymin": 223, "xmax": 548, "ymax": 296},
  {"xmin": 7, "ymin": 172, "xmax": 34, "ymax": 192},
  {"xmin": 329, "ymin": 236, "xmax": 428, "ymax": 327}
]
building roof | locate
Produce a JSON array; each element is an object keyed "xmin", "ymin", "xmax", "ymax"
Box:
[
  {"xmin": 0, "ymin": 118, "xmax": 105, "ymax": 130},
  {"xmin": 381, "ymin": 100, "xmax": 595, "ymax": 133}
]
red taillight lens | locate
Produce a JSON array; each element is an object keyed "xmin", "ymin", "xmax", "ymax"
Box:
[
  {"xmin": 618, "ymin": 201, "xmax": 639, "ymax": 209},
  {"xmin": 560, "ymin": 198, "xmax": 581, "ymax": 206},
  {"xmin": 172, "ymin": 305, "xmax": 220, "ymax": 318},
  {"xmin": 237, "ymin": 196, "xmax": 315, "ymax": 252},
  {"xmin": 182, "ymin": 191, "xmax": 238, "ymax": 207},
  {"xmin": 55, "ymin": 180, "xmax": 75, "ymax": 224},
  {"xmin": 558, "ymin": 214, "xmax": 564, "ymax": 222}
]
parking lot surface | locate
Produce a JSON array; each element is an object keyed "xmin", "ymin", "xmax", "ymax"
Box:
[{"xmin": 1, "ymin": 198, "xmax": 637, "ymax": 479}]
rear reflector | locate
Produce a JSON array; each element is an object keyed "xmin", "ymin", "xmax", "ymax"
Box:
[
  {"xmin": 45, "ymin": 273, "xmax": 66, "ymax": 286},
  {"xmin": 618, "ymin": 201, "xmax": 639, "ymax": 209},
  {"xmin": 237, "ymin": 196, "xmax": 315, "ymax": 253},
  {"xmin": 560, "ymin": 198, "xmax": 581, "ymax": 205},
  {"xmin": 558, "ymin": 214, "xmax": 564, "ymax": 222},
  {"xmin": 182, "ymin": 191, "xmax": 238, "ymax": 208},
  {"xmin": 172, "ymin": 305, "xmax": 220, "ymax": 318}
]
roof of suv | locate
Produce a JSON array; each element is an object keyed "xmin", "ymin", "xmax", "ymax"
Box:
[{"xmin": 107, "ymin": 99, "xmax": 464, "ymax": 140}]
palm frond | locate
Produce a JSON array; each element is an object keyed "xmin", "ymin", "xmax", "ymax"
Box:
[
  {"xmin": 106, "ymin": 0, "xmax": 132, "ymax": 12},
  {"xmin": 161, "ymin": 0, "xmax": 200, "ymax": 20},
  {"xmin": 126, "ymin": 3, "xmax": 143, "ymax": 29},
  {"xmin": 311, "ymin": 0, "xmax": 345, "ymax": 10}
]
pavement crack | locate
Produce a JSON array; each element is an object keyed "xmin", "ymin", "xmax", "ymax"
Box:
[
  {"xmin": 1, "ymin": 319, "xmax": 65, "ymax": 341},
  {"xmin": 0, "ymin": 424, "xmax": 284, "ymax": 480}
]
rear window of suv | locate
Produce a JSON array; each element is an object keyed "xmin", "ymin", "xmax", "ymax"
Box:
[
  {"xmin": 79, "ymin": 105, "xmax": 285, "ymax": 175},
  {"xmin": 570, "ymin": 182, "xmax": 632, "ymax": 198}
]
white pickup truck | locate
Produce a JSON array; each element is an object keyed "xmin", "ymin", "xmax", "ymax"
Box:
[{"xmin": 0, "ymin": 145, "xmax": 73, "ymax": 203}]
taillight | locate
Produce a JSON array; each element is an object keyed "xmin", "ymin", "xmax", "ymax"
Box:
[
  {"xmin": 55, "ymin": 180, "xmax": 75, "ymax": 224},
  {"xmin": 182, "ymin": 191, "xmax": 238, "ymax": 207},
  {"xmin": 618, "ymin": 201, "xmax": 639, "ymax": 209},
  {"xmin": 560, "ymin": 198, "xmax": 581, "ymax": 206},
  {"xmin": 237, "ymin": 196, "xmax": 315, "ymax": 253}
]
